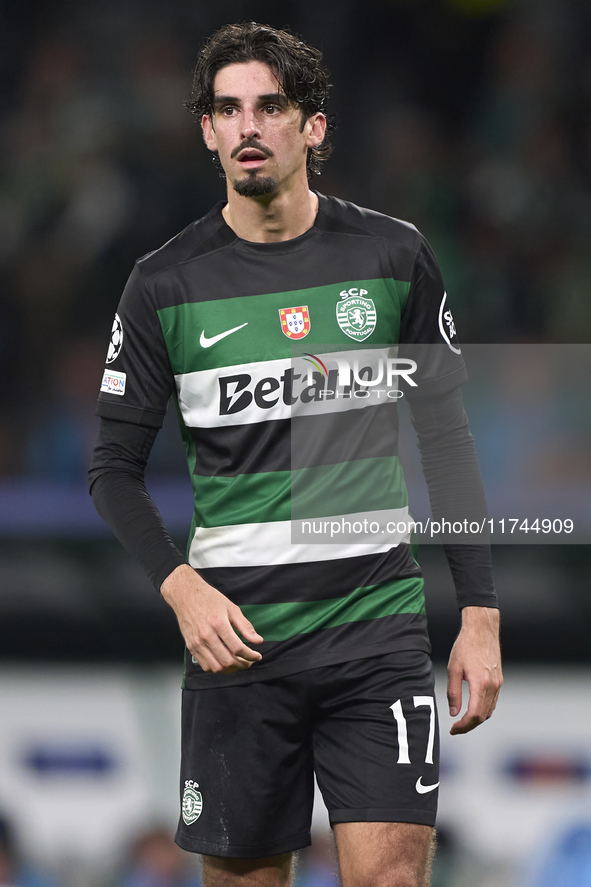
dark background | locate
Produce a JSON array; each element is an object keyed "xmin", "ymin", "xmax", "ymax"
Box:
[{"xmin": 1, "ymin": 0, "xmax": 590, "ymax": 665}]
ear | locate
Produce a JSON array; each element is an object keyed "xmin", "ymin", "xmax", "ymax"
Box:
[
  {"xmin": 305, "ymin": 113, "xmax": 327, "ymax": 149},
  {"xmin": 201, "ymin": 114, "xmax": 217, "ymax": 152}
]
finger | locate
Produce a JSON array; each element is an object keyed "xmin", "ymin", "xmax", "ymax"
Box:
[
  {"xmin": 188, "ymin": 643, "xmax": 227, "ymax": 674},
  {"xmin": 450, "ymin": 712, "xmax": 482, "ymax": 735},
  {"xmin": 193, "ymin": 640, "xmax": 252, "ymax": 674},
  {"xmin": 450, "ymin": 681, "xmax": 487, "ymax": 735},
  {"xmin": 230, "ymin": 609, "xmax": 264, "ymax": 644},
  {"xmin": 189, "ymin": 645, "xmax": 248, "ymax": 675},
  {"xmin": 224, "ymin": 647, "xmax": 262, "ymax": 671},
  {"xmin": 471, "ymin": 665, "xmax": 503, "ymax": 720},
  {"xmin": 205, "ymin": 623, "xmax": 263, "ymax": 668},
  {"xmin": 205, "ymin": 633, "xmax": 248, "ymax": 669},
  {"xmin": 220, "ymin": 632, "xmax": 263, "ymax": 663},
  {"xmin": 187, "ymin": 624, "xmax": 244, "ymax": 672},
  {"xmin": 480, "ymin": 685, "xmax": 498, "ymax": 721},
  {"xmin": 488, "ymin": 684, "xmax": 502, "ymax": 716},
  {"xmin": 481, "ymin": 675, "xmax": 503, "ymax": 721},
  {"xmin": 446, "ymin": 668, "xmax": 463, "ymax": 718},
  {"xmin": 185, "ymin": 615, "xmax": 262, "ymax": 672},
  {"xmin": 451, "ymin": 673, "xmax": 504, "ymax": 734}
]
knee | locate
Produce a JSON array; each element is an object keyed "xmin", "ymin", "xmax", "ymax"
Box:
[
  {"xmin": 347, "ymin": 872, "xmax": 426, "ymax": 887},
  {"xmin": 342, "ymin": 852, "xmax": 432, "ymax": 887},
  {"xmin": 202, "ymin": 852, "xmax": 293, "ymax": 887},
  {"xmin": 335, "ymin": 822, "xmax": 434, "ymax": 887}
]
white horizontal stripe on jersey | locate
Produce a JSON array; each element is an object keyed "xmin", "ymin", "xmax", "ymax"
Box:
[
  {"xmin": 175, "ymin": 346, "xmax": 409, "ymax": 429},
  {"xmin": 188, "ymin": 506, "xmax": 412, "ymax": 569}
]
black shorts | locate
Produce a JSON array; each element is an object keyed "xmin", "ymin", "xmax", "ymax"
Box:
[{"xmin": 175, "ymin": 651, "xmax": 439, "ymax": 859}]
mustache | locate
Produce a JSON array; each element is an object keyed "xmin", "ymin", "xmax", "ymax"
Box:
[{"xmin": 230, "ymin": 138, "xmax": 274, "ymax": 159}]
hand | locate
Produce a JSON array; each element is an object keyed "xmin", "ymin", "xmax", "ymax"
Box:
[
  {"xmin": 160, "ymin": 564, "xmax": 263, "ymax": 674},
  {"xmin": 447, "ymin": 606, "xmax": 502, "ymax": 735}
]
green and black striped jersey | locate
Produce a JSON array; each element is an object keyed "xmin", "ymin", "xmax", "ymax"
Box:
[{"xmin": 97, "ymin": 193, "xmax": 466, "ymax": 688}]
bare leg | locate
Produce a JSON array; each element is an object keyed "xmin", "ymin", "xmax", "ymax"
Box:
[
  {"xmin": 202, "ymin": 852, "xmax": 294, "ymax": 887},
  {"xmin": 334, "ymin": 822, "xmax": 435, "ymax": 887}
]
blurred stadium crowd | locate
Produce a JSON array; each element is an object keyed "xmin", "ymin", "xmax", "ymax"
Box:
[{"xmin": 1, "ymin": 0, "xmax": 591, "ymax": 480}]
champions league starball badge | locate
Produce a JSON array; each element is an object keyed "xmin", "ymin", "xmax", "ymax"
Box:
[{"xmin": 106, "ymin": 313, "xmax": 124, "ymax": 364}]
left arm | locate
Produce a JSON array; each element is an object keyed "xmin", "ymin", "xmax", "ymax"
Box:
[{"xmin": 410, "ymin": 387, "xmax": 502, "ymax": 733}]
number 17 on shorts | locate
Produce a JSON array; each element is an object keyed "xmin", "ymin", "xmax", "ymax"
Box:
[{"xmin": 390, "ymin": 696, "xmax": 440, "ymax": 795}]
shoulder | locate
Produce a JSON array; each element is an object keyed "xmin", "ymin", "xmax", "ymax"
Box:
[
  {"xmin": 317, "ymin": 193, "xmax": 422, "ymax": 253},
  {"xmin": 134, "ymin": 202, "xmax": 233, "ymax": 281}
]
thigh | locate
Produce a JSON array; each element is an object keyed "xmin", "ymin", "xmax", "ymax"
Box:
[
  {"xmin": 312, "ymin": 652, "xmax": 439, "ymax": 828},
  {"xmin": 334, "ymin": 821, "xmax": 435, "ymax": 887},
  {"xmin": 176, "ymin": 677, "xmax": 315, "ymax": 859}
]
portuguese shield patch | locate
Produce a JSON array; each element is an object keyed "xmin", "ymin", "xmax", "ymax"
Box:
[{"xmin": 279, "ymin": 306, "xmax": 310, "ymax": 339}]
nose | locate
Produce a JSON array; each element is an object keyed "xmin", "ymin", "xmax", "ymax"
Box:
[{"xmin": 241, "ymin": 106, "xmax": 261, "ymax": 140}]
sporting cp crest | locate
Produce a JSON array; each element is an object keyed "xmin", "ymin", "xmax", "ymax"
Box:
[
  {"xmin": 182, "ymin": 780, "xmax": 203, "ymax": 825},
  {"xmin": 279, "ymin": 306, "xmax": 310, "ymax": 339},
  {"xmin": 336, "ymin": 295, "xmax": 377, "ymax": 342}
]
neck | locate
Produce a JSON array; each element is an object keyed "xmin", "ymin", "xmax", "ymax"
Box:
[{"xmin": 222, "ymin": 179, "xmax": 319, "ymax": 243}]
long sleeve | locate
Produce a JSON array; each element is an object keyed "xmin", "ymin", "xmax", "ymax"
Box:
[
  {"xmin": 409, "ymin": 387, "xmax": 498, "ymax": 610},
  {"xmin": 89, "ymin": 416, "xmax": 188, "ymax": 590}
]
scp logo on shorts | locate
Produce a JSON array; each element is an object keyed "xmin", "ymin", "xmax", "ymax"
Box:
[{"xmin": 182, "ymin": 780, "xmax": 203, "ymax": 825}]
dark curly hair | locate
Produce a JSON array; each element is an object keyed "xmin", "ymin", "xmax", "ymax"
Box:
[{"xmin": 185, "ymin": 22, "xmax": 334, "ymax": 176}]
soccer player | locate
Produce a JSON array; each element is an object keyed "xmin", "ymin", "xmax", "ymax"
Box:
[{"xmin": 90, "ymin": 22, "xmax": 502, "ymax": 887}]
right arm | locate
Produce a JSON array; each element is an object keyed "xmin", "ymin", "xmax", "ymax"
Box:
[{"xmin": 89, "ymin": 416, "xmax": 263, "ymax": 672}]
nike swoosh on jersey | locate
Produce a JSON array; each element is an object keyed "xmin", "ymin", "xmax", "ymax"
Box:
[
  {"xmin": 415, "ymin": 777, "xmax": 439, "ymax": 794},
  {"xmin": 200, "ymin": 322, "xmax": 248, "ymax": 348}
]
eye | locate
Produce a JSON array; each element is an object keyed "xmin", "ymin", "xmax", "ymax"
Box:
[
  {"xmin": 219, "ymin": 105, "xmax": 236, "ymax": 116},
  {"xmin": 264, "ymin": 104, "xmax": 280, "ymax": 115}
]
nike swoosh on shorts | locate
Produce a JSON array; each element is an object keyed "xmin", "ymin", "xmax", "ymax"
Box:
[
  {"xmin": 415, "ymin": 777, "xmax": 440, "ymax": 794},
  {"xmin": 199, "ymin": 323, "xmax": 248, "ymax": 348}
]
